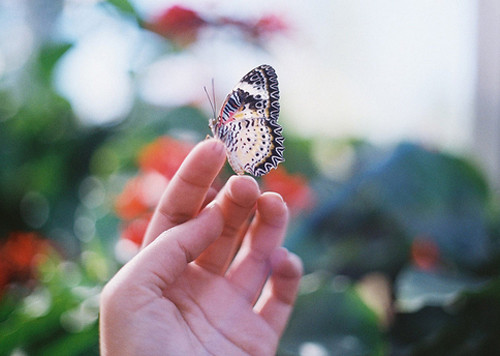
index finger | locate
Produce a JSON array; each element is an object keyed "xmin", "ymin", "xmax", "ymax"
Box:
[{"xmin": 142, "ymin": 138, "xmax": 226, "ymax": 247}]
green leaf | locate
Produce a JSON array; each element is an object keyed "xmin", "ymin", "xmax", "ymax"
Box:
[
  {"xmin": 392, "ymin": 277, "xmax": 500, "ymax": 355},
  {"xmin": 290, "ymin": 142, "xmax": 493, "ymax": 272},
  {"xmin": 395, "ymin": 267, "xmax": 488, "ymax": 312},
  {"xmin": 35, "ymin": 324, "xmax": 99, "ymax": 356},
  {"xmin": 280, "ymin": 276, "xmax": 385, "ymax": 355},
  {"xmin": 38, "ymin": 43, "xmax": 73, "ymax": 84},
  {"xmin": 105, "ymin": 0, "xmax": 140, "ymax": 22}
]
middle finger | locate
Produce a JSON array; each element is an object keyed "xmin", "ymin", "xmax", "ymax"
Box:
[{"xmin": 195, "ymin": 175, "xmax": 260, "ymax": 274}]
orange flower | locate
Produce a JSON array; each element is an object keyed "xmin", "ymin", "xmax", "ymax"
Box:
[
  {"xmin": 147, "ymin": 5, "xmax": 206, "ymax": 47},
  {"xmin": 262, "ymin": 166, "xmax": 314, "ymax": 214},
  {"xmin": 138, "ymin": 136, "xmax": 193, "ymax": 179},
  {"xmin": 411, "ymin": 237, "xmax": 440, "ymax": 270}
]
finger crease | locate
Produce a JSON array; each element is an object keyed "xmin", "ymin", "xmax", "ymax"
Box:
[
  {"xmin": 247, "ymin": 248, "xmax": 270, "ymax": 264},
  {"xmin": 227, "ymin": 194, "xmax": 257, "ymax": 210},
  {"xmin": 187, "ymin": 293, "xmax": 253, "ymax": 355},
  {"xmin": 177, "ymin": 172, "xmax": 212, "ymax": 190},
  {"xmin": 158, "ymin": 207, "xmax": 194, "ymax": 226},
  {"xmin": 175, "ymin": 238, "xmax": 194, "ymax": 264},
  {"xmin": 255, "ymin": 213, "xmax": 287, "ymax": 230},
  {"xmin": 221, "ymin": 222, "xmax": 245, "ymax": 240}
]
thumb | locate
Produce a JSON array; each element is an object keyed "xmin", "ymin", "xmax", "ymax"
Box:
[{"xmin": 117, "ymin": 202, "xmax": 224, "ymax": 291}]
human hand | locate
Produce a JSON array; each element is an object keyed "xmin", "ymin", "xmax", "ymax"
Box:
[{"xmin": 99, "ymin": 139, "xmax": 303, "ymax": 355}]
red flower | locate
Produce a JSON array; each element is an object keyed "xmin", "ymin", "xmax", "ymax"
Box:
[
  {"xmin": 147, "ymin": 5, "xmax": 289, "ymax": 47},
  {"xmin": 0, "ymin": 231, "xmax": 51, "ymax": 294},
  {"xmin": 114, "ymin": 176, "xmax": 149, "ymax": 220},
  {"xmin": 115, "ymin": 136, "xmax": 195, "ymax": 250},
  {"xmin": 411, "ymin": 237, "xmax": 440, "ymax": 270},
  {"xmin": 0, "ymin": 260, "xmax": 10, "ymax": 294},
  {"xmin": 121, "ymin": 214, "xmax": 151, "ymax": 246},
  {"xmin": 262, "ymin": 166, "xmax": 314, "ymax": 214},
  {"xmin": 218, "ymin": 13, "xmax": 289, "ymax": 42},
  {"xmin": 148, "ymin": 5, "xmax": 206, "ymax": 47},
  {"xmin": 138, "ymin": 136, "xmax": 194, "ymax": 179},
  {"xmin": 114, "ymin": 172, "xmax": 168, "ymax": 220},
  {"xmin": 254, "ymin": 14, "xmax": 289, "ymax": 37}
]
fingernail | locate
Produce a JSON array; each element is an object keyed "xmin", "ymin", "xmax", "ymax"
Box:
[
  {"xmin": 229, "ymin": 174, "xmax": 259, "ymax": 188},
  {"xmin": 239, "ymin": 175, "xmax": 259, "ymax": 185},
  {"xmin": 263, "ymin": 191, "xmax": 285, "ymax": 204},
  {"xmin": 207, "ymin": 138, "xmax": 225, "ymax": 154}
]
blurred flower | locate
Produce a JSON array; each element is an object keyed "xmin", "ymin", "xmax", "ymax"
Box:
[
  {"xmin": 115, "ymin": 136, "xmax": 194, "ymax": 247},
  {"xmin": 147, "ymin": 5, "xmax": 288, "ymax": 48},
  {"xmin": 114, "ymin": 172, "xmax": 169, "ymax": 221},
  {"xmin": 262, "ymin": 166, "xmax": 314, "ymax": 214},
  {"xmin": 218, "ymin": 13, "xmax": 289, "ymax": 43},
  {"xmin": 115, "ymin": 136, "xmax": 193, "ymax": 221},
  {"xmin": 0, "ymin": 260, "xmax": 9, "ymax": 295},
  {"xmin": 0, "ymin": 232, "xmax": 51, "ymax": 295},
  {"xmin": 121, "ymin": 214, "xmax": 152, "ymax": 246},
  {"xmin": 410, "ymin": 237, "xmax": 440, "ymax": 270},
  {"xmin": 252, "ymin": 14, "xmax": 289, "ymax": 38},
  {"xmin": 114, "ymin": 175, "xmax": 149, "ymax": 220},
  {"xmin": 138, "ymin": 136, "xmax": 193, "ymax": 179},
  {"xmin": 147, "ymin": 5, "xmax": 207, "ymax": 47}
]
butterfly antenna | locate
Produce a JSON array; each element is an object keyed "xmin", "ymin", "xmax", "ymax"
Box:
[
  {"xmin": 204, "ymin": 78, "xmax": 217, "ymax": 119},
  {"xmin": 211, "ymin": 78, "xmax": 217, "ymax": 117}
]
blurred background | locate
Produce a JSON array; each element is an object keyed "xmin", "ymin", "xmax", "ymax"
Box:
[{"xmin": 1, "ymin": 0, "xmax": 500, "ymax": 355}]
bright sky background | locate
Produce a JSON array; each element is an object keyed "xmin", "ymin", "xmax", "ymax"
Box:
[{"xmin": 1, "ymin": 0, "xmax": 478, "ymax": 152}]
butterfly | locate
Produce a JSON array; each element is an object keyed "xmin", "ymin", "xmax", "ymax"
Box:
[{"xmin": 208, "ymin": 64, "xmax": 284, "ymax": 177}]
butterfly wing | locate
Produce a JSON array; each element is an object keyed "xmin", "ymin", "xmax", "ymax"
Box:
[
  {"xmin": 224, "ymin": 117, "xmax": 284, "ymax": 176},
  {"xmin": 212, "ymin": 64, "xmax": 284, "ymax": 177},
  {"xmin": 219, "ymin": 64, "xmax": 280, "ymax": 124}
]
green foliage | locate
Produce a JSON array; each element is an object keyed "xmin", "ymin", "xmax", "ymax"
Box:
[
  {"xmin": 281, "ymin": 281, "xmax": 385, "ymax": 355},
  {"xmin": 289, "ymin": 142, "xmax": 494, "ymax": 273},
  {"xmin": 282, "ymin": 136, "xmax": 318, "ymax": 178},
  {"xmin": 0, "ymin": 251, "xmax": 104, "ymax": 356},
  {"xmin": 38, "ymin": 43, "xmax": 73, "ymax": 85},
  {"xmin": 104, "ymin": 0, "xmax": 141, "ymax": 23},
  {"xmin": 391, "ymin": 276, "xmax": 500, "ymax": 356}
]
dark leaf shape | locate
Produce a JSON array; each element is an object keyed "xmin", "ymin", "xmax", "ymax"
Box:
[{"xmin": 289, "ymin": 142, "xmax": 491, "ymax": 273}]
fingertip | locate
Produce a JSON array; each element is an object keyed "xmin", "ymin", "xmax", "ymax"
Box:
[
  {"xmin": 202, "ymin": 138, "xmax": 226, "ymax": 157},
  {"xmin": 287, "ymin": 251, "xmax": 304, "ymax": 277},
  {"xmin": 270, "ymin": 247, "xmax": 303, "ymax": 278},
  {"xmin": 187, "ymin": 138, "xmax": 226, "ymax": 172},
  {"xmin": 257, "ymin": 192, "xmax": 288, "ymax": 226},
  {"xmin": 227, "ymin": 175, "xmax": 260, "ymax": 207},
  {"xmin": 259, "ymin": 191, "xmax": 286, "ymax": 206},
  {"xmin": 173, "ymin": 138, "xmax": 226, "ymax": 187}
]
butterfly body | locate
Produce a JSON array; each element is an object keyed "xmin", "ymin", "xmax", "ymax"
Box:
[{"xmin": 209, "ymin": 64, "xmax": 284, "ymax": 177}]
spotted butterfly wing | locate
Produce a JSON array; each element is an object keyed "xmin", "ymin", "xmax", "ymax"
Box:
[{"xmin": 209, "ymin": 64, "xmax": 284, "ymax": 177}]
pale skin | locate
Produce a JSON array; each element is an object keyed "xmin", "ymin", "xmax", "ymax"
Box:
[{"xmin": 99, "ymin": 139, "xmax": 303, "ymax": 355}]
